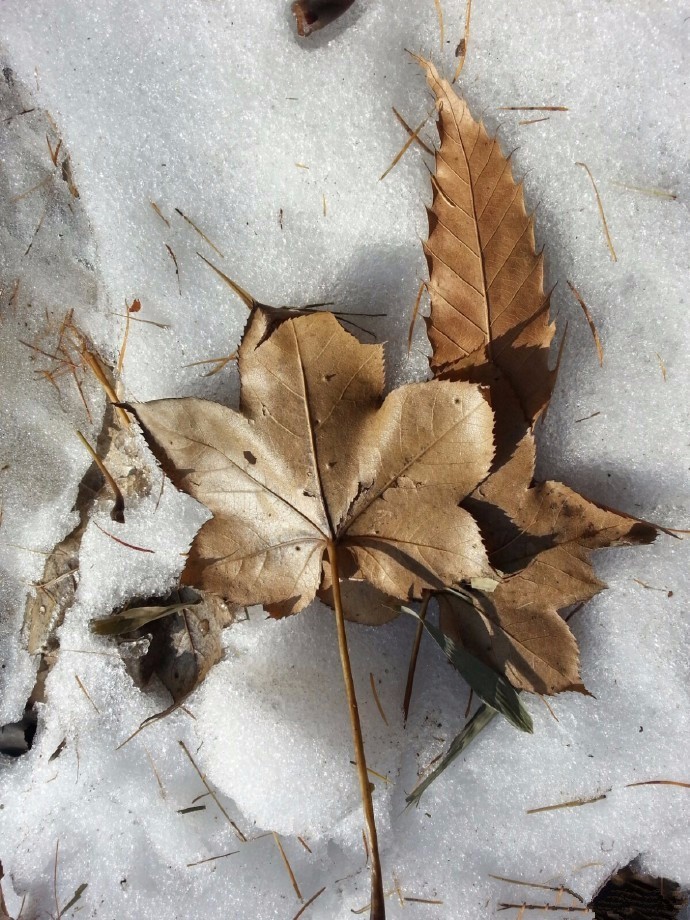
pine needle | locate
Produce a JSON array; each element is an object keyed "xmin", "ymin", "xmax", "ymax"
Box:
[
  {"xmin": 165, "ymin": 244, "xmax": 182, "ymax": 295},
  {"xmin": 656, "ymin": 353, "xmax": 667, "ymax": 381},
  {"xmin": 402, "ymin": 591, "xmax": 430, "ymax": 722},
  {"xmin": 433, "ymin": 0, "xmax": 445, "ymax": 49},
  {"xmin": 175, "ymin": 208, "xmax": 224, "ymax": 257},
  {"xmin": 519, "ymin": 117, "xmax": 551, "ymax": 126},
  {"xmin": 291, "ymin": 887, "xmax": 326, "ymax": 919},
  {"xmin": 380, "ymin": 111, "xmax": 435, "ymax": 181},
  {"xmin": 489, "ymin": 875, "xmax": 585, "ymax": 904},
  {"xmin": 297, "ymin": 836, "xmax": 312, "ymax": 853},
  {"xmin": 76, "ymin": 431, "xmax": 125, "ymax": 523},
  {"xmin": 526, "ymin": 792, "xmax": 608, "ymax": 814},
  {"xmin": 626, "ymin": 779, "xmax": 690, "ymax": 790},
  {"xmin": 187, "ymin": 851, "xmax": 239, "ymax": 867},
  {"xmin": 273, "ymin": 832, "xmax": 302, "ymax": 901},
  {"xmin": 150, "ymin": 200, "xmax": 171, "ymax": 227},
  {"xmin": 393, "ymin": 108, "xmax": 435, "ymax": 156},
  {"xmin": 178, "ymin": 741, "xmax": 247, "ymax": 841},
  {"xmin": 500, "ymin": 106, "xmax": 568, "ymax": 112},
  {"xmin": 567, "ymin": 280, "xmax": 604, "ymax": 366},
  {"xmin": 74, "ymin": 674, "xmax": 100, "ymax": 713},
  {"xmin": 369, "ymin": 672, "xmax": 389, "ymax": 725},
  {"xmin": 92, "ymin": 520, "xmax": 155, "ymax": 554},
  {"xmin": 610, "ymin": 180, "xmax": 677, "ymax": 200},
  {"xmin": 407, "ymin": 281, "xmax": 427, "ymax": 354},
  {"xmin": 576, "ymin": 162, "xmax": 617, "ymax": 262},
  {"xmin": 453, "ymin": 0, "xmax": 473, "ymax": 82}
]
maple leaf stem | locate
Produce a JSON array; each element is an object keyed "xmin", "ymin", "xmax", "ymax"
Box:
[{"xmin": 326, "ymin": 539, "xmax": 386, "ymax": 920}]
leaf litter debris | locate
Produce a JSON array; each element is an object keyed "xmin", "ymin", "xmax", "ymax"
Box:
[{"xmin": 45, "ymin": 56, "xmax": 659, "ymax": 920}]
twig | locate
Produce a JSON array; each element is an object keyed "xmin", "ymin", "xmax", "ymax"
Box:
[
  {"xmin": 576, "ymin": 162, "xmax": 617, "ymax": 262},
  {"xmin": 519, "ymin": 117, "xmax": 550, "ymax": 126},
  {"xmin": 297, "ymin": 836, "xmax": 312, "ymax": 853},
  {"xmin": 178, "ymin": 740, "xmax": 247, "ymax": 841},
  {"xmin": 498, "ymin": 904, "xmax": 588, "ymax": 913},
  {"xmin": 327, "ymin": 540, "xmax": 385, "ymax": 920},
  {"xmin": 567, "ymin": 281, "xmax": 603, "ymax": 366}
]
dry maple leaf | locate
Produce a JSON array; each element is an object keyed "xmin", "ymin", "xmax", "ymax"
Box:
[{"xmin": 131, "ymin": 310, "xmax": 494, "ymax": 616}]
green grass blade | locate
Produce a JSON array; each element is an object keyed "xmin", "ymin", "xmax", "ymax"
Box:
[
  {"xmin": 407, "ymin": 704, "xmax": 497, "ymax": 805},
  {"xmin": 401, "ymin": 606, "xmax": 533, "ymax": 733}
]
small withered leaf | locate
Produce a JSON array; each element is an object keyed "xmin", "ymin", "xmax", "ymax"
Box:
[
  {"xmin": 419, "ymin": 57, "xmax": 555, "ymax": 427},
  {"xmin": 132, "ymin": 312, "xmax": 495, "ymax": 615},
  {"xmin": 292, "ymin": 0, "xmax": 355, "ymax": 37}
]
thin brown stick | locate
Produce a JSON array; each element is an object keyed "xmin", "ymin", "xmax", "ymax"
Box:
[
  {"xmin": 519, "ymin": 117, "xmax": 551, "ymax": 126},
  {"xmin": 76, "ymin": 431, "xmax": 125, "ymax": 523},
  {"xmin": 175, "ymin": 208, "xmax": 224, "ymax": 257},
  {"xmin": 10, "ymin": 174, "xmax": 51, "ymax": 203},
  {"xmin": 407, "ymin": 281, "xmax": 427, "ymax": 354},
  {"xmin": 402, "ymin": 591, "xmax": 431, "ymax": 722},
  {"xmin": 576, "ymin": 162, "xmax": 617, "ymax": 262},
  {"xmin": 452, "ymin": 0, "xmax": 473, "ymax": 82},
  {"xmin": 326, "ymin": 540, "xmax": 385, "ymax": 920},
  {"xmin": 567, "ymin": 281, "xmax": 604, "ymax": 366},
  {"xmin": 78, "ymin": 341, "xmax": 130, "ymax": 427},
  {"xmin": 74, "ymin": 675, "xmax": 100, "ymax": 713},
  {"xmin": 183, "ymin": 352, "xmax": 238, "ymax": 377},
  {"xmin": 369, "ymin": 673, "xmax": 389, "ymax": 726},
  {"xmin": 292, "ymin": 887, "xmax": 326, "ymax": 920},
  {"xmin": 178, "ymin": 741, "xmax": 247, "ymax": 841},
  {"xmin": 143, "ymin": 745, "xmax": 166, "ymax": 798},
  {"xmin": 380, "ymin": 111, "xmax": 435, "ymax": 181},
  {"xmin": 273, "ymin": 832, "xmax": 303, "ymax": 901},
  {"xmin": 403, "ymin": 897, "xmax": 444, "ymax": 905}
]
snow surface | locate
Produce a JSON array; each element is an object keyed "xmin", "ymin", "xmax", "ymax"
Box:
[{"xmin": 1, "ymin": 0, "xmax": 689, "ymax": 918}]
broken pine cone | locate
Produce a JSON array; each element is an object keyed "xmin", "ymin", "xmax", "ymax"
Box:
[{"xmin": 292, "ymin": 0, "xmax": 355, "ymax": 37}]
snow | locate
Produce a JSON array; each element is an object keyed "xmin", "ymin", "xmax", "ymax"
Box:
[{"xmin": 1, "ymin": 0, "xmax": 689, "ymax": 918}]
